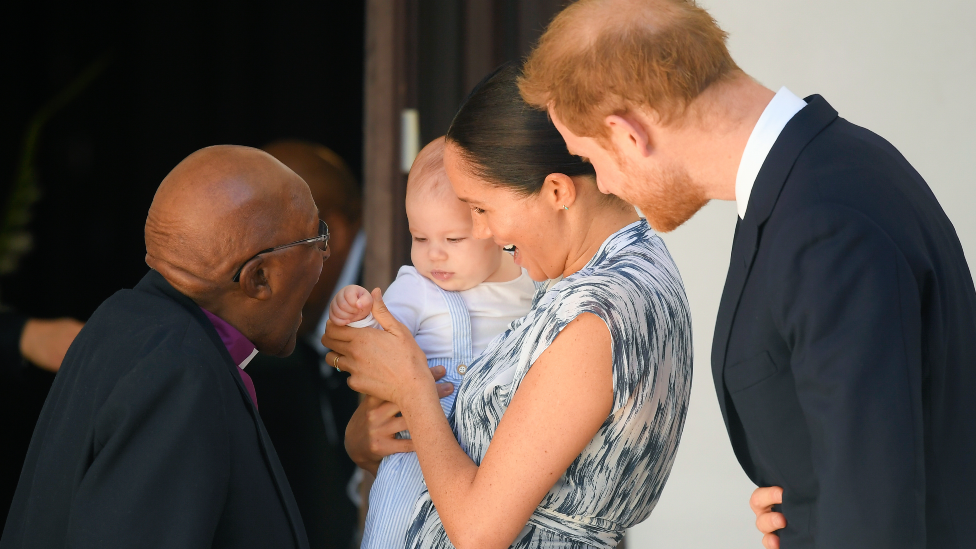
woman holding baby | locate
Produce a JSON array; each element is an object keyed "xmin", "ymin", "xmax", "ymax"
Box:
[{"xmin": 324, "ymin": 64, "xmax": 693, "ymax": 549}]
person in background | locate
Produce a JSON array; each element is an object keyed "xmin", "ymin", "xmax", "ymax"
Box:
[
  {"xmin": 1, "ymin": 145, "xmax": 326, "ymax": 549},
  {"xmin": 0, "ymin": 314, "xmax": 83, "ymax": 374},
  {"xmin": 246, "ymin": 140, "xmax": 364, "ymax": 549}
]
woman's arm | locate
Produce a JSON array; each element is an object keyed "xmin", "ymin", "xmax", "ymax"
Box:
[
  {"xmin": 410, "ymin": 313, "xmax": 612, "ymax": 548},
  {"xmin": 325, "ymin": 290, "xmax": 613, "ymax": 549}
]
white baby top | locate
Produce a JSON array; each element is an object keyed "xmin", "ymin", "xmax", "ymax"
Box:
[{"xmin": 353, "ymin": 265, "xmax": 537, "ymax": 357}]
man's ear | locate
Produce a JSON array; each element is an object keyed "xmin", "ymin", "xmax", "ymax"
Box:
[
  {"xmin": 238, "ymin": 256, "xmax": 273, "ymax": 300},
  {"xmin": 540, "ymin": 173, "xmax": 578, "ymax": 211},
  {"xmin": 605, "ymin": 112, "xmax": 654, "ymax": 158}
]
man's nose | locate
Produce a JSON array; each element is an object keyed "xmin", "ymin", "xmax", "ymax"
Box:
[{"xmin": 321, "ymin": 244, "xmax": 331, "ymax": 263}]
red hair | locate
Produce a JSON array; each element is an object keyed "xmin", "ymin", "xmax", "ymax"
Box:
[{"xmin": 519, "ymin": 0, "xmax": 739, "ymax": 136}]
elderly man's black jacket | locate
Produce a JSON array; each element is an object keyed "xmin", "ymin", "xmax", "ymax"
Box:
[
  {"xmin": 712, "ymin": 95, "xmax": 976, "ymax": 548},
  {"xmin": 0, "ymin": 270, "xmax": 309, "ymax": 549}
]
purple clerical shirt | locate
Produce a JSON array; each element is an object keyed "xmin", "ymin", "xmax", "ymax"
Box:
[{"xmin": 200, "ymin": 307, "xmax": 259, "ymax": 409}]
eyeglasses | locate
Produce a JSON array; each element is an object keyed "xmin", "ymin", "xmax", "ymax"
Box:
[{"xmin": 232, "ymin": 219, "xmax": 330, "ymax": 282}]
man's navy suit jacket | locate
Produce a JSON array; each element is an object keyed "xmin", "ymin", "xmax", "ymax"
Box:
[
  {"xmin": 712, "ymin": 95, "xmax": 976, "ymax": 548},
  {"xmin": 0, "ymin": 270, "xmax": 310, "ymax": 549}
]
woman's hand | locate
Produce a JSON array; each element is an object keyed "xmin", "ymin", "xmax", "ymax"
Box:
[
  {"xmin": 323, "ymin": 288, "xmax": 434, "ymax": 406},
  {"xmin": 345, "ymin": 395, "xmax": 410, "ymax": 475},
  {"xmin": 344, "ymin": 365, "xmax": 455, "ymax": 475},
  {"xmin": 329, "ymin": 284, "xmax": 374, "ymax": 326},
  {"xmin": 750, "ymin": 486, "xmax": 786, "ymax": 549}
]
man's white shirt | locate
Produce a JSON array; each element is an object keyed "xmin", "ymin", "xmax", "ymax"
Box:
[{"xmin": 735, "ymin": 86, "xmax": 808, "ymax": 219}]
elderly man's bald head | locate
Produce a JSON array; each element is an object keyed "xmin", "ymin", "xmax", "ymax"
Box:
[{"xmin": 145, "ymin": 145, "xmax": 317, "ymax": 302}]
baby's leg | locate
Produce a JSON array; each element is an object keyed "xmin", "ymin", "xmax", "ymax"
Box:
[{"xmin": 361, "ymin": 453, "xmax": 427, "ymax": 549}]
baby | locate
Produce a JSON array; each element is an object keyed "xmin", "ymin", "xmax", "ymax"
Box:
[{"xmin": 329, "ymin": 137, "xmax": 537, "ymax": 548}]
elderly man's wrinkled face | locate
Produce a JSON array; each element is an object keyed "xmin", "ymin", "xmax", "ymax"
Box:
[{"xmin": 253, "ymin": 201, "xmax": 328, "ymax": 356}]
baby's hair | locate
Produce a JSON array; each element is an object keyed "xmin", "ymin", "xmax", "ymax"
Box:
[{"xmin": 406, "ymin": 137, "xmax": 457, "ymax": 204}]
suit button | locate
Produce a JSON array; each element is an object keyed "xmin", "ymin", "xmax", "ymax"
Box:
[{"xmin": 457, "ymin": 364, "xmax": 467, "ymax": 375}]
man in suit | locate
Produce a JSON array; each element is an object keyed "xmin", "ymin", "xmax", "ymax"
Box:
[
  {"xmin": 519, "ymin": 1, "xmax": 976, "ymax": 547},
  {"xmin": 1, "ymin": 145, "xmax": 328, "ymax": 548}
]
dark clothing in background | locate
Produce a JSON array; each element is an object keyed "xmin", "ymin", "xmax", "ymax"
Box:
[
  {"xmin": 247, "ymin": 343, "xmax": 359, "ymax": 549},
  {"xmin": 1, "ymin": 270, "xmax": 309, "ymax": 549},
  {"xmin": 712, "ymin": 95, "xmax": 976, "ymax": 548},
  {"xmin": 0, "ymin": 312, "xmax": 28, "ymax": 375},
  {"xmin": 0, "ymin": 311, "xmax": 50, "ymax": 525}
]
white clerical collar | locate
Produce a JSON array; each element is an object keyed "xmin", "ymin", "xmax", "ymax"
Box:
[
  {"xmin": 238, "ymin": 348, "xmax": 259, "ymax": 369},
  {"xmin": 735, "ymin": 86, "xmax": 807, "ymax": 219}
]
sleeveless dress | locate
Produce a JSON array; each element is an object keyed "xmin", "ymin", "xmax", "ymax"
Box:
[{"xmin": 405, "ymin": 220, "xmax": 693, "ymax": 548}]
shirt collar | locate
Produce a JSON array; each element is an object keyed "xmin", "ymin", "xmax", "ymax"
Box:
[
  {"xmin": 200, "ymin": 307, "xmax": 258, "ymax": 369},
  {"xmin": 735, "ymin": 86, "xmax": 807, "ymax": 219}
]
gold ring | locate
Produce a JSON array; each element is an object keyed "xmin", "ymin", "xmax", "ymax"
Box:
[{"xmin": 333, "ymin": 354, "xmax": 341, "ymax": 373}]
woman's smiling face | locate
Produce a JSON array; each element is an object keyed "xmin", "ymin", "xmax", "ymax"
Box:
[{"xmin": 444, "ymin": 142, "xmax": 566, "ymax": 282}]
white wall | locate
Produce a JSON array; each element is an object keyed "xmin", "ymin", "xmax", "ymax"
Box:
[{"xmin": 629, "ymin": 1, "xmax": 976, "ymax": 547}]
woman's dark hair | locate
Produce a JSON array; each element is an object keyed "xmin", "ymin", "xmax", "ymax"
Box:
[{"xmin": 446, "ymin": 62, "xmax": 596, "ymax": 196}]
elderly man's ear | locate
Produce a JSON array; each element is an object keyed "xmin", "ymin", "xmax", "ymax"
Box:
[{"xmin": 238, "ymin": 257, "xmax": 274, "ymax": 300}]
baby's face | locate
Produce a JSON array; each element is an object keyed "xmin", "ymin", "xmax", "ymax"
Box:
[{"xmin": 407, "ymin": 187, "xmax": 503, "ymax": 292}]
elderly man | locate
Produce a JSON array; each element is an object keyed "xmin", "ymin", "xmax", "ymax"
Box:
[
  {"xmin": 1, "ymin": 145, "xmax": 327, "ymax": 549},
  {"xmin": 520, "ymin": 1, "xmax": 976, "ymax": 548}
]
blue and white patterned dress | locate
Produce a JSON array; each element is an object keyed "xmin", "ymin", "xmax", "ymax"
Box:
[{"xmin": 404, "ymin": 219, "xmax": 693, "ymax": 548}]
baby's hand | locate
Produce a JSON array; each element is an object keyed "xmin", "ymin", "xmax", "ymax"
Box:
[{"xmin": 330, "ymin": 285, "xmax": 374, "ymax": 326}]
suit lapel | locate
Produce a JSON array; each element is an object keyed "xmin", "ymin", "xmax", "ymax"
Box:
[
  {"xmin": 250, "ymin": 408, "xmax": 310, "ymax": 549},
  {"xmin": 711, "ymin": 96, "xmax": 840, "ymax": 432},
  {"xmin": 712, "ymin": 219, "xmax": 757, "ymax": 429},
  {"xmin": 139, "ymin": 270, "xmax": 309, "ymax": 549}
]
